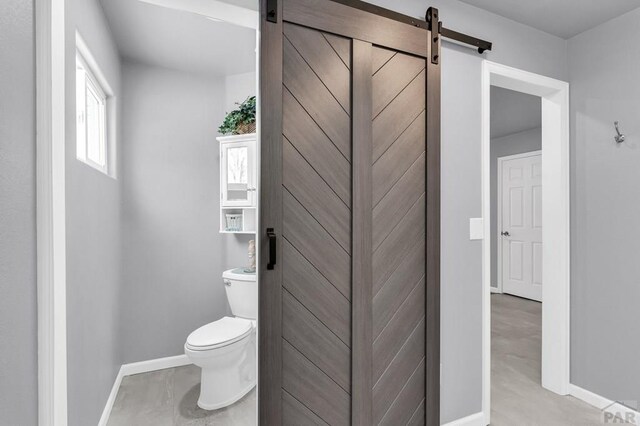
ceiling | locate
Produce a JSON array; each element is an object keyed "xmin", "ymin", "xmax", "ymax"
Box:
[
  {"xmin": 218, "ymin": 0, "xmax": 258, "ymax": 11},
  {"xmin": 99, "ymin": 0, "xmax": 257, "ymax": 77},
  {"xmin": 458, "ymin": 0, "xmax": 640, "ymax": 39},
  {"xmin": 491, "ymin": 87, "xmax": 541, "ymax": 139}
]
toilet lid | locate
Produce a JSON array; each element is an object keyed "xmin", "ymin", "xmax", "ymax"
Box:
[
  {"xmin": 223, "ymin": 268, "xmax": 256, "ymax": 282},
  {"xmin": 186, "ymin": 317, "xmax": 253, "ymax": 350}
]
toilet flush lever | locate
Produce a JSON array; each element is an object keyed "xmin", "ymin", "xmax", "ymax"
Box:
[{"xmin": 267, "ymin": 228, "xmax": 277, "ymax": 270}]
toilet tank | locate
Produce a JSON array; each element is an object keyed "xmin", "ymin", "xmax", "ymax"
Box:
[{"xmin": 223, "ymin": 268, "xmax": 257, "ymax": 320}]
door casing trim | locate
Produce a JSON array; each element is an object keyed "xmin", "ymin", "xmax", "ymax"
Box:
[
  {"xmin": 481, "ymin": 60, "xmax": 570, "ymax": 425},
  {"xmin": 36, "ymin": 0, "xmax": 68, "ymax": 424}
]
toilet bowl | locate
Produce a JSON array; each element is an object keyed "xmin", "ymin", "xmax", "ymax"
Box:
[{"xmin": 185, "ymin": 268, "xmax": 257, "ymax": 410}]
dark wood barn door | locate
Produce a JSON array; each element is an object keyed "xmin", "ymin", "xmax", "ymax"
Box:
[{"xmin": 259, "ymin": 0, "xmax": 440, "ymax": 424}]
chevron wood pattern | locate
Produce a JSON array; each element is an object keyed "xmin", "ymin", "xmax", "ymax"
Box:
[
  {"xmin": 372, "ymin": 47, "xmax": 396, "ymax": 75},
  {"xmin": 283, "ymin": 340, "xmax": 351, "ymax": 425},
  {"xmin": 282, "ymin": 239, "xmax": 351, "ymax": 345},
  {"xmin": 407, "ymin": 399, "xmax": 426, "ymax": 426},
  {"xmin": 280, "ymin": 21, "xmax": 428, "ymax": 425},
  {"xmin": 283, "ymin": 390, "xmax": 329, "ymax": 426},
  {"xmin": 323, "ymin": 32, "xmax": 351, "ymax": 70},
  {"xmin": 371, "ymin": 46, "xmax": 426, "ymax": 425},
  {"xmin": 284, "ymin": 23, "xmax": 351, "ymax": 113},
  {"xmin": 282, "ymin": 23, "xmax": 353, "ymax": 425},
  {"xmin": 283, "ymin": 89, "xmax": 351, "ymax": 205},
  {"xmin": 283, "ymin": 31, "xmax": 351, "ymax": 160},
  {"xmin": 264, "ymin": 0, "xmax": 440, "ymax": 423},
  {"xmin": 379, "ymin": 359, "xmax": 426, "ymax": 426},
  {"xmin": 372, "ymin": 68, "xmax": 425, "ymax": 161},
  {"xmin": 284, "ymin": 138, "xmax": 351, "ymax": 253}
]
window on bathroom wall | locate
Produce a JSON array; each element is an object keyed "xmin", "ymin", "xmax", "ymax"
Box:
[{"xmin": 75, "ymin": 32, "xmax": 115, "ymax": 177}]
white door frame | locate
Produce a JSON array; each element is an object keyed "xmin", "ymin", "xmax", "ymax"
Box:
[
  {"xmin": 481, "ymin": 61, "xmax": 570, "ymax": 425},
  {"xmin": 36, "ymin": 0, "xmax": 68, "ymax": 424},
  {"xmin": 496, "ymin": 150, "xmax": 542, "ymax": 295}
]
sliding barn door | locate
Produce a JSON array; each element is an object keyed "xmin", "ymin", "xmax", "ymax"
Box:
[{"xmin": 259, "ymin": 0, "xmax": 441, "ymax": 424}]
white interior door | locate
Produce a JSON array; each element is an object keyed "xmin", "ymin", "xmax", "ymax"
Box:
[{"xmin": 500, "ymin": 152, "xmax": 542, "ymax": 302}]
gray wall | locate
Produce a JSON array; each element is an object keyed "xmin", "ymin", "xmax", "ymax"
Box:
[
  {"xmin": 568, "ymin": 7, "xmax": 640, "ymax": 407},
  {"xmin": 65, "ymin": 0, "xmax": 123, "ymax": 424},
  {"xmin": 364, "ymin": 0, "xmax": 568, "ymax": 421},
  {"xmin": 119, "ymin": 61, "xmax": 253, "ymax": 363},
  {"xmin": 225, "ymin": 71, "xmax": 257, "ymax": 112},
  {"xmin": 490, "ymin": 128, "xmax": 542, "ymax": 288},
  {"xmin": 0, "ymin": 0, "xmax": 38, "ymax": 424},
  {"xmin": 491, "ymin": 86, "xmax": 542, "ymax": 140}
]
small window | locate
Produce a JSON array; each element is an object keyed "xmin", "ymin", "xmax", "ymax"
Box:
[{"xmin": 75, "ymin": 35, "xmax": 113, "ymax": 176}]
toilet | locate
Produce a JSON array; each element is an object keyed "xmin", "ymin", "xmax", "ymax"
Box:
[{"xmin": 185, "ymin": 268, "xmax": 257, "ymax": 410}]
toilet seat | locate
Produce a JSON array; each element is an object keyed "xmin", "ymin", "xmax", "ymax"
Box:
[{"xmin": 186, "ymin": 317, "xmax": 253, "ymax": 351}]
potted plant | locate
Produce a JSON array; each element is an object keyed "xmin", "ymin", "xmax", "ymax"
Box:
[{"xmin": 218, "ymin": 96, "xmax": 256, "ymax": 135}]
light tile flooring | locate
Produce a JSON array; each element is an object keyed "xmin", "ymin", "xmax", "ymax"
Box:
[
  {"xmin": 491, "ymin": 294, "xmax": 603, "ymax": 425},
  {"xmin": 107, "ymin": 364, "xmax": 256, "ymax": 426},
  {"xmin": 106, "ymin": 295, "xmax": 606, "ymax": 425}
]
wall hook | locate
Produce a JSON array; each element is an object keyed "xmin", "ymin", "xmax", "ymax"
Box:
[{"xmin": 614, "ymin": 121, "xmax": 626, "ymax": 143}]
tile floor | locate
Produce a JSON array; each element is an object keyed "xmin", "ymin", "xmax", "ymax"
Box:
[
  {"xmin": 107, "ymin": 364, "xmax": 256, "ymax": 426},
  {"xmin": 491, "ymin": 294, "xmax": 604, "ymax": 425},
  {"xmin": 107, "ymin": 295, "xmax": 608, "ymax": 425}
]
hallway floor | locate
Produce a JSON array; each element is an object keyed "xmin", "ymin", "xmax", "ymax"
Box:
[
  {"xmin": 491, "ymin": 294, "xmax": 602, "ymax": 425},
  {"xmin": 107, "ymin": 364, "xmax": 256, "ymax": 425}
]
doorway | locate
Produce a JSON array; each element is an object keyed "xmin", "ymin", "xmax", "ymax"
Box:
[
  {"xmin": 35, "ymin": 0, "xmax": 260, "ymax": 424},
  {"xmin": 481, "ymin": 61, "xmax": 570, "ymax": 424}
]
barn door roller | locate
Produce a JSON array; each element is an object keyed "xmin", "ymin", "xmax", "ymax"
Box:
[
  {"xmin": 427, "ymin": 7, "xmax": 441, "ymax": 64},
  {"xmin": 427, "ymin": 6, "xmax": 492, "ymax": 65}
]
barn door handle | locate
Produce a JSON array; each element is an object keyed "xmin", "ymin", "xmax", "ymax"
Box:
[{"xmin": 267, "ymin": 228, "xmax": 277, "ymax": 270}]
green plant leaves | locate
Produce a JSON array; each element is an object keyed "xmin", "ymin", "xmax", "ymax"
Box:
[{"xmin": 218, "ymin": 96, "xmax": 256, "ymax": 135}]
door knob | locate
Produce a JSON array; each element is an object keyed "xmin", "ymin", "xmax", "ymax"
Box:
[{"xmin": 501, "ymin": 231, "xmax": 510, "ymax": 237}]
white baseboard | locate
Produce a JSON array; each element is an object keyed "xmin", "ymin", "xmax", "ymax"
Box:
[
  {"xmin": 98, "ymin": 367, "xmax": 125, "ymax": 426},
  {"xmin": 442, "ymin": 412, "xmax": 486, "ymax": 426},
  {"xmin": 119, "ymin": 354, "xmax": 191, "ymax": 376},
  {"xmin": 490, "ymin": 286, "xmax": 502, "ymax": 294},
  {"xmin": 98, "ymin": 354, "xmax": 192, "ymax": 426},
  {"xmin": 569, "ymin": 384, "xmax": 639, "ymax": 425},
  {"xmin": 569, "ymin": 383, "xmax": 611, "ymax": 409}
]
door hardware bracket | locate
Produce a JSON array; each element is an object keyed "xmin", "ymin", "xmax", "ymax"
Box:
[
  {"xmin": 426, "ymin": 7, "xmax": 441, "ymax": 65},
  {"xmin": 266, "ymin": 0, "xmax": 277, "ymax": 23},
  {"xmin": 426, "ymin": 5, "xmax": 492, "ymax": 57}
]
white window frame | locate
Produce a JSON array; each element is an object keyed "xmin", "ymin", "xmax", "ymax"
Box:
[{"xmin": 75, "ymin": 32, "xmax": 115, "ymax": 177}]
